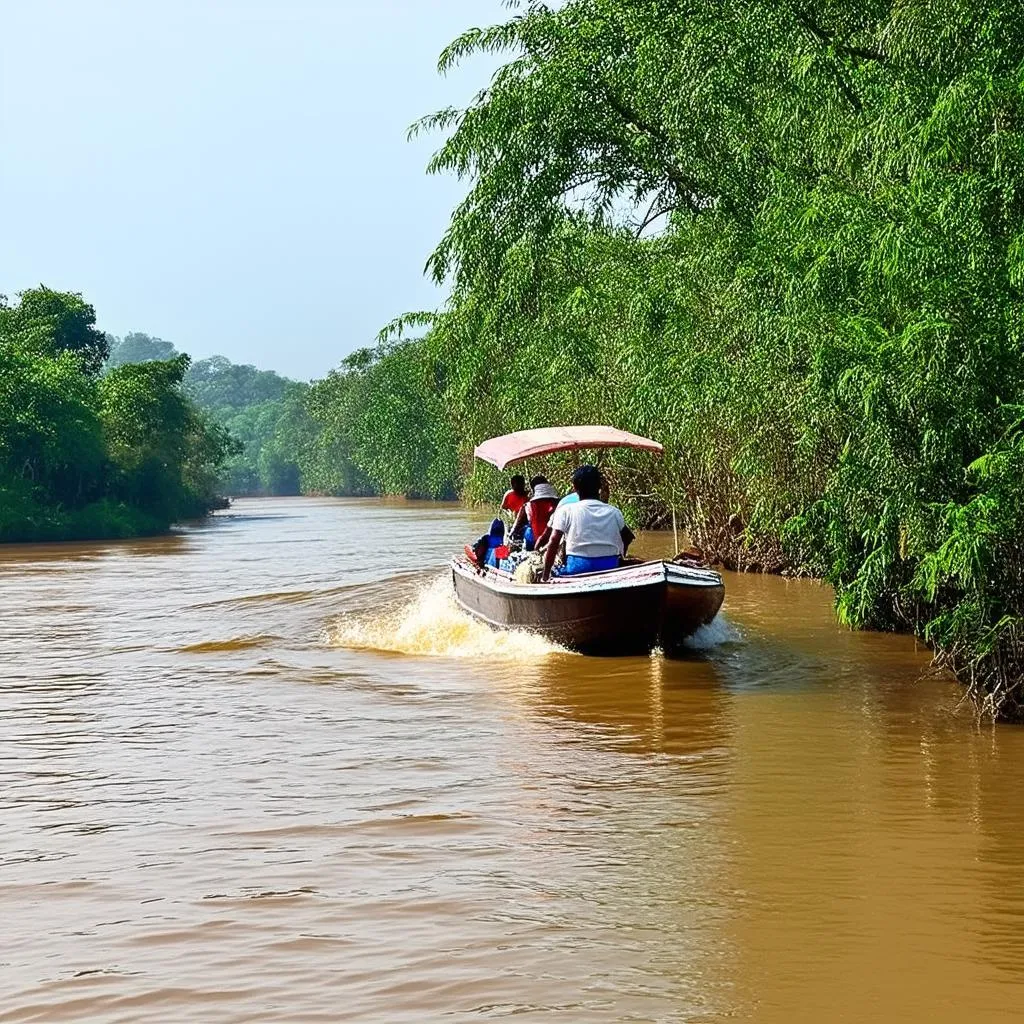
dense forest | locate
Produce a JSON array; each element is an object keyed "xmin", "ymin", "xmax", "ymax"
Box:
[
  {"xmin": 101, "ymin": 336, "xmax": 442, "ymax": 502},
  {"xmin": 326, "ymin": 0, "xmax": 1024, "ymax": 720},
  {"xmin": 0, "ymin": 289, "xmax": 233, "ymax": 541},
  {"xmin": 104, "ymin": 334, "xmax": 316, "ymax": 497}
]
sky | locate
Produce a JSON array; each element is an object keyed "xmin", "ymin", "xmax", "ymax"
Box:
[{"xmin": 0, "ymin": 0, "xmax": 508, "ymax": 379}]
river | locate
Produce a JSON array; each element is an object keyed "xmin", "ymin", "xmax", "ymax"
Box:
[{"xmin": 2, "ymin": 496, "xmax": 1024, "ymax": 1023}]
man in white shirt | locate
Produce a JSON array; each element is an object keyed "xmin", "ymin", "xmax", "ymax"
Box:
[{"xmin": 541, "ymin": 465, "xmax": 635, "ymax": 580}]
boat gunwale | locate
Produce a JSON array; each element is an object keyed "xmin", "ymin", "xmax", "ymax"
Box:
[{"xmin": 450, "ymin": 557, "xmax": 723, "ymax": 599}]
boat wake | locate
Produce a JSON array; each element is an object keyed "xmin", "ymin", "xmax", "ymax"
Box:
[
  {"xmin": 685, "ymin": 615, "xmax": 741, "ymax": 650},
  {"xmin": 324, "ymin": 576, "xmax": 566, "ymax": 661}
]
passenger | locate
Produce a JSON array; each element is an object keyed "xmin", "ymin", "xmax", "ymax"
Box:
[
  {"xmin": 557, "ymin": 470, "xmax": 606, "ymax": 507},
  {"xmin": 511, "ymin": 474, "xmax": 544, "ymax": 542},
  {"xmin": 471, "ymin": 518, "xmax": 507, "ymax": 569},
  {"xmin": 512, "ymin": 481, "xmax": 559, "ymax": 551},
  {"xmin": 536, "ymin": 474, "xmax": 579, "ymax": 550},
  {"xmin": 500, "ymin": 474, "xmax": 529, "ymax": 518},
  {"xmin": 541, "ymin": 465, "xmax": 634, "ymax": 581}
]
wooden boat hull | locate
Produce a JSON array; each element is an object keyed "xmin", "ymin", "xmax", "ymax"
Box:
[{"xmin": 451, "ymin": 558, "xmax": 724, "ymax": 655}]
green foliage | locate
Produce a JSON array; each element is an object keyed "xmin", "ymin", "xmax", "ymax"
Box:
[
  {"xmin": 378, "ymin": 0, "xmax": 1024, "ymax": 717},
  {"xmin": 183, "ymin": 356, "xmax": 291, "ymax": 413},
  {"xmin": 302, "ymin": 343, "xmax": 458, "ymax": 499},
  {"xmin": 1, "ymin": 286, "xmax": 110, "ymax": 375},
  {"xmin": 180, "ymin": 357, "xmax": 310, "ymax": 496},
  {"xmin": 0, "ymin": 291, "xmax": 232, "ymax": 542},
  {"xmin": 105, "ymin": 332, "xmax": 179, "ymax": 368}
]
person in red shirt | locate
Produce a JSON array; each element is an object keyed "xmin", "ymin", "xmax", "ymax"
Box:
[
  {"xmin": 511, "ymin": 478, "xmax": 559, "ymax": 550},
  {"xmin": 500, "ymin": 475, "xmax": 529, "ymax": 517}
]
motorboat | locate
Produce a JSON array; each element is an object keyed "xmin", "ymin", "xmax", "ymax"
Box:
[
  {"xmin": 452, "ymin": 556, "xmax": 724, "ymax": 654},
  {"xmin": 449, "ymin": 425, "xmax": 725, "ymax": 654}
]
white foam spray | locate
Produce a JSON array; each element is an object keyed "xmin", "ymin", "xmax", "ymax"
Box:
[
  {"xmin": 684, "ymin": 614, "xmax": 741, "ymax": 650},
  {"xmin": 325, "ymin": 576, "xmax": 565, "ymax": 661}
]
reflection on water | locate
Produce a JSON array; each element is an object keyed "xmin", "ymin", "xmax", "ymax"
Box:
[{"xmin": 1, "ymin": 496, "xmax": 1023, "ymax": 1022}]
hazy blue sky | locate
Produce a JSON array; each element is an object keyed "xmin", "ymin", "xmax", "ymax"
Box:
[{"xmin": 1, "ymin": 0, "xmax": 507, "ymax": 378}]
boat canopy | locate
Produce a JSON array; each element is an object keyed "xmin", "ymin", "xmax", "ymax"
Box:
[{"xmin": 474, "ymin": 425, "xmax": 664, "ymax": 470}]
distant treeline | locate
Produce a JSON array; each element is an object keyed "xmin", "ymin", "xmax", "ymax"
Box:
[
  {"xmin": 106, "ymin": 333, "xmax": 318, "ymax": 498},
  {"xmin": 0, "ymin": 294, "xmax": 409, "ymax": 547},
  {"xmin": 102, "ymin": 330, "xmax": 452, "ymax": 502}
]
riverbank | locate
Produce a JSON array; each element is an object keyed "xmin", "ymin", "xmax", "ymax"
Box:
[
  {"xmin": 0, "ymin": 289, "xmax": 235, "ymax": 548},
  {"xmin": 0, "ymin": 496, "xmax": 234, "ymax": 546}
]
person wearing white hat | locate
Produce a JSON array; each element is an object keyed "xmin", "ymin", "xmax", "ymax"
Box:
[{"xmin": 511, "ymin": 476, "xmax": 561, "ymax": 551}]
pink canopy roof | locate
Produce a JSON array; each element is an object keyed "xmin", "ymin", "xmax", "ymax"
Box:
[{"xmin": 474, "ymin": 426, "xmax": 664, "ymax": 470}]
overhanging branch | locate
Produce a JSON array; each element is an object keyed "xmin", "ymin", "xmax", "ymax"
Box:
[{"xmin": 602, "ymin": 90, "xmax": 705, "ymax": 213}]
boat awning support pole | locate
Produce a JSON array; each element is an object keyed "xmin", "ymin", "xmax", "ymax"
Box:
[{"xmin": 672, "ymin": 507, "xmax": 679, "ymax": 555}]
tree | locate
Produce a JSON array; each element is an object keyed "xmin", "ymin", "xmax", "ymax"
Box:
[
  {"xmin": 0, "ymin": 292, "xmax": 232, "ymax": 540},
  {"xmin": 0, "ymin": 286, "xmax": 109, "ymax": 375},
  {"xmin": 105, "ymin": 332, "xmax": 178, "ymax": 368},
  {"xmin": 0, "ymin": 347, "xmax": 106, "ymax": 521},
  {"xmin": 184, "ymin": 356, "xmax": 291, "ymax": 413},
  {"xmin": 303, "ymin": 343, "xmax": 458, "ymax": 499},
  {"xmin": 180, "ymin": 355, "xmax": 306, "ymax": 495},
  {"xmin": 389, "ymin": 0, "xmax": 1024, "ymax": 716},
  {"xmin": 99, "ymin": 354, "xmax": 235, "ymax": 521}
]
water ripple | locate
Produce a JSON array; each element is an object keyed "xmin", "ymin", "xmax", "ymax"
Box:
[{"xmin": 0, "ymin": 497, "xmax": 1020, "ymax": 1023}]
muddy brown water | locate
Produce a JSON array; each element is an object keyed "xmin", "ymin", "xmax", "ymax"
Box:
[{"xmin": 3, "ymin": 496, "xmax": 1024, "ymax": 1023}]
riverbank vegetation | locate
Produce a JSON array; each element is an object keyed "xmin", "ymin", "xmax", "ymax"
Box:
[
  {"xmin": 337, "ymin": 2, "xmax": 1024, "ymax": 719},
  {"xmin": 0, "ymin": 289, "xmax": 234, "ymax": 542}
]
